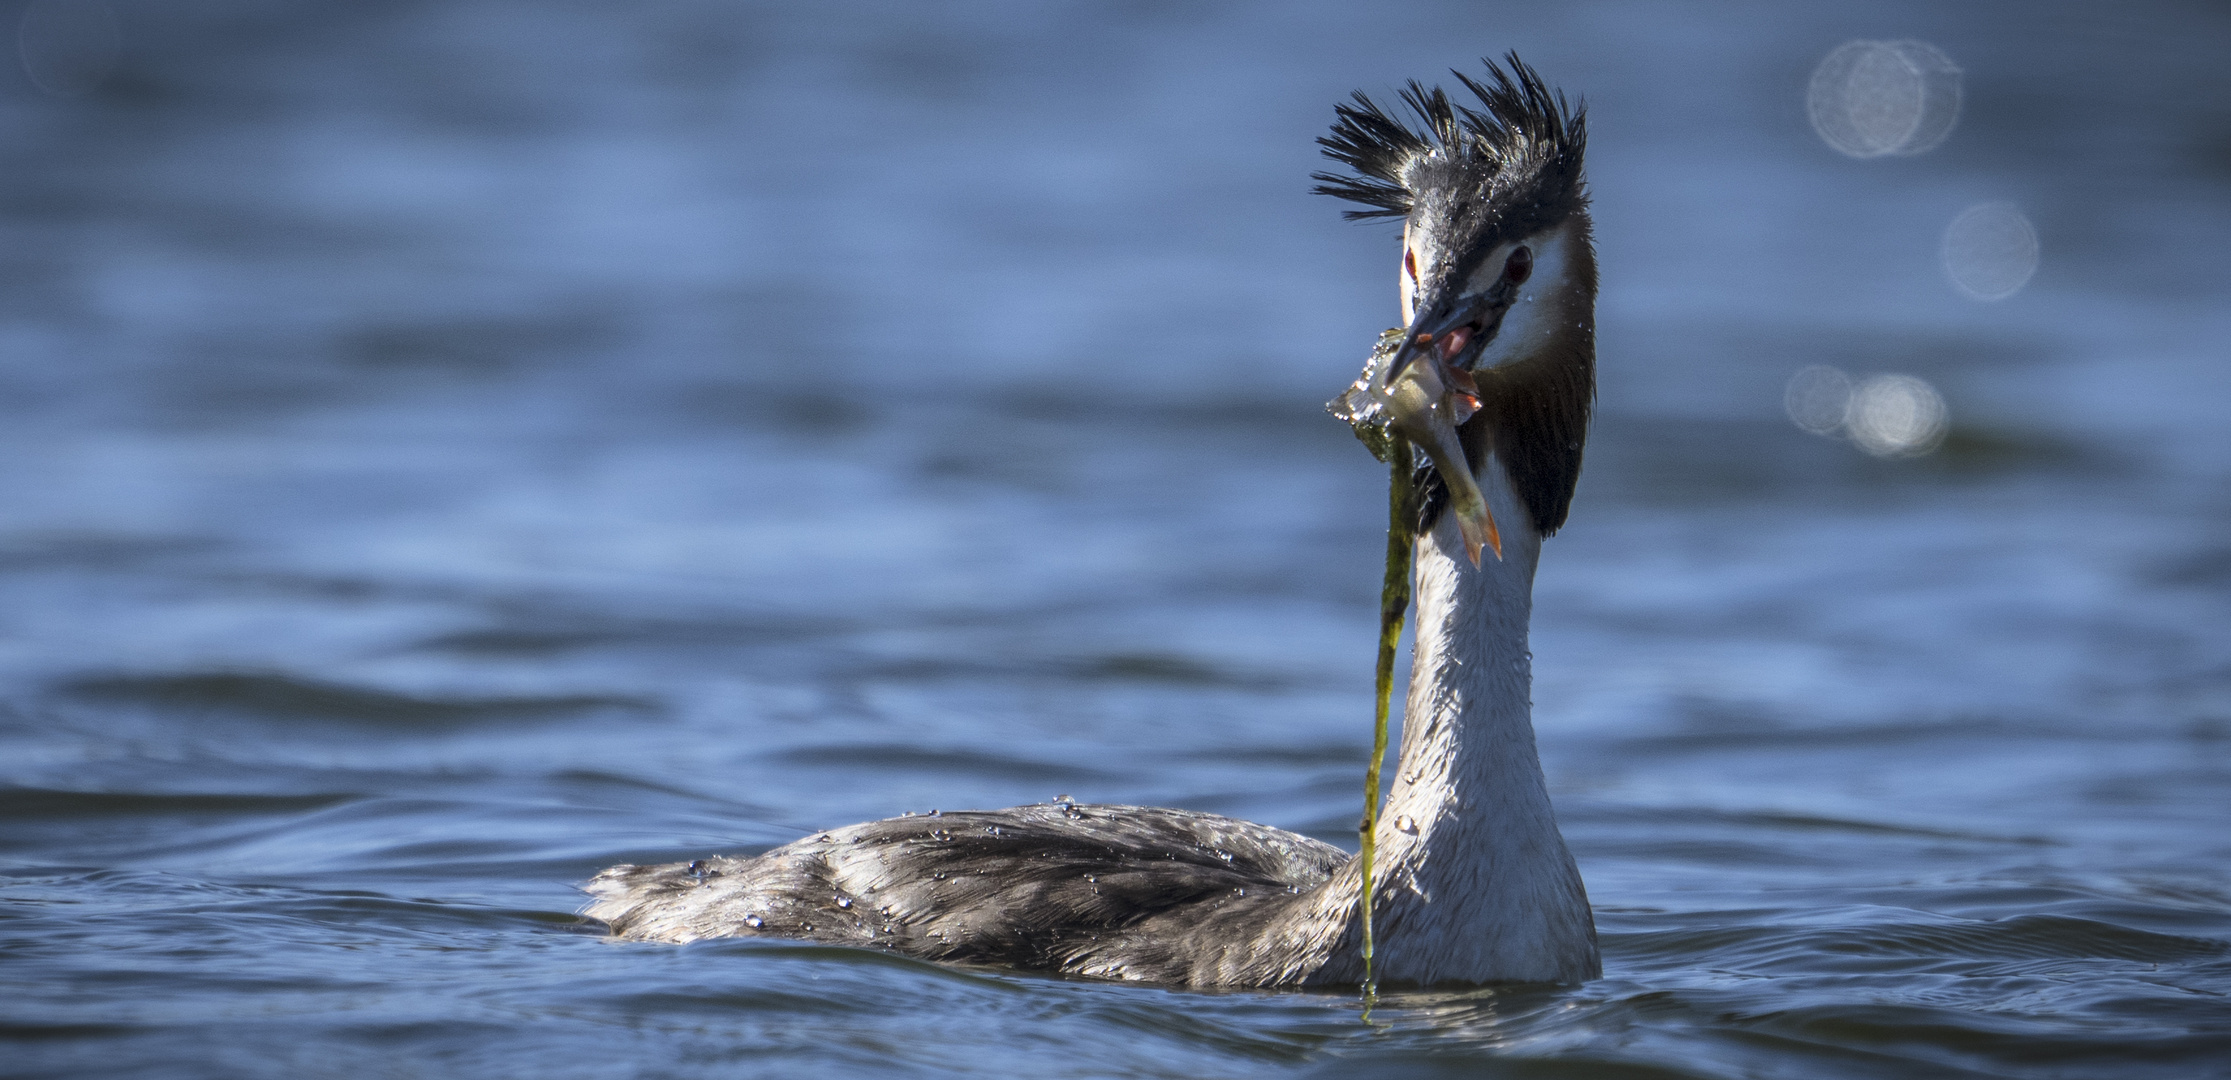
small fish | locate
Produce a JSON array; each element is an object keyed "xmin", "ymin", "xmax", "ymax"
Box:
[{"xmin": 1329, "ymin": 329, "xmax": 1502, "ymax": 564}]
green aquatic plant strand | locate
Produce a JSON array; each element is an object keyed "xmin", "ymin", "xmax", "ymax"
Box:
[
  {"xmin": 1327, "ymin": 327, "xmax": 1419, "ymax": 1013},
  {"xmin": 1358, "ymin": 432, "xmax": 1416, "ymax": 1011}
]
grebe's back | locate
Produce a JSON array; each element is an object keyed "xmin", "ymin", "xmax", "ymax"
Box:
[{"xmin": 587, "ymin": 802, "xmax": 1350, "ymax": 984}]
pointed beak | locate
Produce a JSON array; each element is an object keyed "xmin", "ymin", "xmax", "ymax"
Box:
[{"xmin": 1375, "ymin": 311, "xmax": 1501, "ymax": 565}]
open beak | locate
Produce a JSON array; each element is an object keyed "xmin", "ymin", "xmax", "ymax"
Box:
[{"xmin": 1375, "ymin": 298, "xmax": 1502, "ymax": 565}]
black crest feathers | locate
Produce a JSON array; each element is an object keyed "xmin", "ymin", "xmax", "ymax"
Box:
[
  {"xmin": 1312, "ymin": 54, "xmax": 1587, "ymax": 224},
  {"xmin": 1316, "ymin": 55, "xmax": 1596, "ymax": 539}
]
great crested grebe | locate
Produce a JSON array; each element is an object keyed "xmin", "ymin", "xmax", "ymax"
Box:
[{"xmin": 586, "ymin": 55, "xmax": 1599, "ymax": 988}]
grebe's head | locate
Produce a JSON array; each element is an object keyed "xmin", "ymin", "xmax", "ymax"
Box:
[{"xmin": 1318, "ymin": 55, "xmax": 1596, "ymax": 558}]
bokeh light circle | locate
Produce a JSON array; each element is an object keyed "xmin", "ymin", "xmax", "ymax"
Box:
[
  {"xmin": 1783, "ymin": 365, "xmax": 1854, "ymax": 436},
  {"xmin": 17, "ymin": 0, "xmax": 117, "ymax": 97},
  {"xmin": 1786, "ymin": 366, "xmax": 1951, "ymax": 458},
  {"xmin": 1845, "ymin": 374, "xmax": 1950, "ymax": 457},
  {"xmin": 1807, "ymin": 40, "xmax": 1963, "ymax": 158},
  {"xmin": 1942, "ymin": 202, "xmax": 2040, "ymax": 301}
]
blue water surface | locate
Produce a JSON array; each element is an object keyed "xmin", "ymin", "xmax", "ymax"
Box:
[{"xmin": 3, "ymin": 2, "xmax": 2228, "ymax": 1077}]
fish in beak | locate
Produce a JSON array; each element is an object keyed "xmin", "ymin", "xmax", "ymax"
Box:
[
  {"xmin": 1379, "ymin": 331, "xmax": 1498, "ymax": 565},
  {"xmin": 1337, "ymin": 253, "xmax": 1531, "ymax": 565},
  {"xmin": 1329, "ymin": 321, "xmax": 1501, "ymax": 566}
]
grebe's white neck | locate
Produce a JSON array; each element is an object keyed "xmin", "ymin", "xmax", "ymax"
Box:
[{"xmin": 1359, "ymin": 450, "xmax": 1598, "ymax": 984}]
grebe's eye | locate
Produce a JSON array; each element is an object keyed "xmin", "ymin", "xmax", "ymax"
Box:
[
  {"xmin": 1404, "ymin": 249, "xmax": 1419, "ymax": 282},
  {"xmin": 1503, "ymin": 246, "xmax": 1533, "ymax": 285},
  {"xmin": 1504, "ymin": 246, "xmax": 1532, "ymax": 285}
]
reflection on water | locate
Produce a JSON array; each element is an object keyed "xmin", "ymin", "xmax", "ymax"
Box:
[{"xmin": 1, "ymin": 1, "xmax": 2228, "ymax": 1078}]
